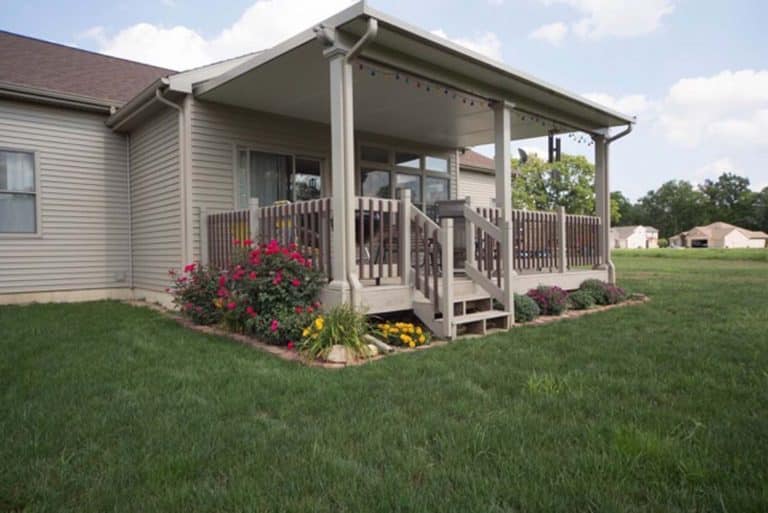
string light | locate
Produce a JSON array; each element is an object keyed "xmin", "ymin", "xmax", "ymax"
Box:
[{"xmin": 354, "ymin": 58, "xmax": 595, "ymax": 148}]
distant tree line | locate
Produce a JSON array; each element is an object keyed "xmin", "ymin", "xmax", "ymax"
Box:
[{"xmin": 511, "ymin": 154, "xmax": 768, "ymax": 239}]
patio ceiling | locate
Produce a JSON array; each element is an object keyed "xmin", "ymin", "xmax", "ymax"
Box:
[{"xmin": 194, "ymin": 3, "xmax": 634, "ymax": 149}]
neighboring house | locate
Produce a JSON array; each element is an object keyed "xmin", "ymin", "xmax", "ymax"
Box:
[
  {"xmin": 0, "ymin": 3, "xmax": 634, "ymax": 337},
  {"xmin": 610, "ymin": 225, "xmax": 659, "ymax": 249},
  {"xmin": 670, "ymin": 222, "xmax": 768, "ymax": 249},
  {"xmin": 458, "ymin": 149, "xmax": 496, "ymax": 207}
]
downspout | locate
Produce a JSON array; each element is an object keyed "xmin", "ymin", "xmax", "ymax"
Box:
[
  {"xmin": 602, "ymin": 123, "xmax": 633, "ymax": 283},
  {"xmin": 155, "ymin": 88, "xmax": 190, "ymax": 269},
  {"xmin": 126, "ymin": 133, "xmax": 134, "ymax": 291},
  {"xmin": 343, "ymin": 18, "xmax": 378, "ymax": 308}
]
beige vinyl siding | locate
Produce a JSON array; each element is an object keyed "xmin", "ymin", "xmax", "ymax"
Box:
[
  {"xmin": 458, "ymin": 168, "xmax": 495, "ymax": 207},
  {"xmin": 0, "ymin": 99, "xmax": 129, "ymax": 295},
  {"xmin": 129, "ymin": 106, "xmax": 181, "ymax": 291}
]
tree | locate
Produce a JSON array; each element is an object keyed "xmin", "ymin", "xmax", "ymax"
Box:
[
  {"xmin": 512, "ymin": 154, "xmax": 596, "ymax": 215},
  {"xmin": 633, "ymin": 180, "xmax": 709, "ymax": 238},
  {"xmin": 754, "ymin": 186, "xmax": 768, "ymax": 233},
  {"xmin": 699, "ymin": 173, "xmax": 758, "ymax": 229},
  {"xmin": 611, "ymin": 191, "xmax": 633, "ymax": 225}
]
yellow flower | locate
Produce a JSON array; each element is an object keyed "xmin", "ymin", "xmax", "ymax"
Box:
[
  {"xmin": 409, "ymin": 341, "xmax": 416, "ymax": 348},
  {"xmin": 400, "ymin": 334, "xmax": 407, "ymax": 341},
  {"xmin": 314, "ymin": 317, "xmax": 324, "ymax": 330},
  {"xmin": 419, "ymin": 335, "xmax": 426, "ymax": 343},
  {"xmin": 302, "ymin": 328, "xmax": 310, "ymax": 337},
  {"xmin": 213, "ymin": 298, "xmax": 223, "ymax": 309},
  {"xmin": 416, "ymin": 326, "xmax": 423, "ymax": 335},
  {"xmin": 390, "ymin": 327, "xmax": 399, "ymax": 334}
]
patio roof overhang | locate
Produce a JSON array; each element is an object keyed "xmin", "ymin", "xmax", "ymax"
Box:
[{"xmin": 193, "ymin": 2, "xmax": 634, "ymax": 148}]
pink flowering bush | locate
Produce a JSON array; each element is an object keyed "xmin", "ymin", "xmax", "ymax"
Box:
[
  {"xmin": 170, "ymin": 239, "xmax": 326, "ymax": 345},
  {"xmin": 168, "ymin": 264, "xmax": 223, "ymax": 325},
  {"xmin": 526, "ymin": 285, "xmax": 569, "ymax": 316}
]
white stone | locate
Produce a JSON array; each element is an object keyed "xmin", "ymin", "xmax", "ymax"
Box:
[
  {"xmin": 366, "ymin": 343, "xmax": 379, "ymax": 357},
  {"xmin": 325, "ymin": 344, "xmax": 348, "ymax": 363}
]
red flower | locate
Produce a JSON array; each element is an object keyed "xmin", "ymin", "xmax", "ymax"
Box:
[
  {"xmin": 273, "ymin": 271, "xmax": 283, "ymax": 285},
  {"xmin": 270, "ymin": 319, "xmax": 279, "ymax": 332},
  {"xmin": 291, "ymin": 278, "xmax": 301, "ymax": 287},
  {"xmin": 243, "ymin": 239, "xmax": 253, "ymax": 247},
  {"xmin": 233, "ymin": 238, "xmax": 240, "ymax": 246},
  {"xmin": 294, "ymin": 306, "xmax": 303, "ymax": 314},
  {"xmin": 184, "ymin": 263, "xmax": 196, "ymax": 273},
  {"xmin": 227, "ymin": 301, "xmax": 236, "ymax": 311},
  {"xmin": 306, "ymin": 306, "xmax": 314, "ymax": 314},
  {"xmin": 218, "ymin": 275, "xmax": 227, "ymax": 287},
  {"xmin": 246, "ymin": 305, "xmax": 257, "ymax": 317},
  {"xmin": 286, "ymin": 341, "xmax": 295, "ymax": 350},
  {"xmin": 217, "ymin": 287, "xmax": 229, "ymax": 298}
]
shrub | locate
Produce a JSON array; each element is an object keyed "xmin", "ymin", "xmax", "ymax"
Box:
[
  {"xmin": 567, "ymin": 289, "xmax": 595, "ymax": 310},
  {"xmin": 526, "ymin": 286, "xmax": 568, "ymax": 316},
  {"xmin": 169, "ymin": 263, "xmax": 223, "ymax": 325},
  {"xmin": 299, "ymin": 304, "xmax": 371, "ymax": 360},
  {"xmin": 375, "ymin": 321, "xmax": 430, "ymax": 348},
  {"xmin": 514, "ymin": 293, "xmax": 540, "ymax": 322},
  {"xmin": 171, "ymin": 240, "xmax": 326, "ymax": 345},
  {"xmin": 658, "ymin": 237, "xmax": 669, "ymax": 248},
  {"xmin": 579, "ymin": 279, "xmax": 627, "ymax": 306}
]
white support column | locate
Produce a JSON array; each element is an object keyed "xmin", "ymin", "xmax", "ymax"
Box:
[
  {"xmin": 493, "ymin": 101, "xmax": 515, "ymax": 317},
  {"xmin": 399, "ymin": 188, "xmax": 411, "ymax": 286},
  {"xmin": 464, "ymin": 196, "xmax": 475, "ymax": 268},
  {"xmin": 557, "ymin": 205, "xmax": 567, "ymax": 273},
  {"xmin": 325, "ymin": 48, "xmax": 351, "ymax": 301},
  {"xmin": 593, "ymin": 133, "xmax": 615, "ymax": 283},
  {"xmin": 440, "ymin": 218, "xmax": 454, "ymax": 339}
]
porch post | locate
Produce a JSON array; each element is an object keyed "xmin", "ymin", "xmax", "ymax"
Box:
[
  {"xmin": 324, "ymin": 48, "xmax": 351, "ymax": 302},
  {"xmin": 493, "ymin": 101, "xmax": 515, "ymax": 317},
  {"xmin": 593, "ymin": 133, "xmax": 615, "ymax": 283}
]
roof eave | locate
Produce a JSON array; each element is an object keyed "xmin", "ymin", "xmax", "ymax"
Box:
[{"xmin": 0, "ymin": 80, "xmax": 115, "ymax": 113}]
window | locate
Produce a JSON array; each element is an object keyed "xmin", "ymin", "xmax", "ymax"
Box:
[
  {"xmin": 425, "ymin": 156, "xmax": 448, "ymax": 173},
  {"xmin": 425, "ymin": 177, "xmax": 449, "ymax": 204},
  {"xmin": 249, "ymin": 151, "xmax": 291, "ymax": 207},
  {"xmin": 361, "ymin": 168, "xmax": 390, "ymax": 198},
  {"xmin": 294, "ymin": 158, "xmax": 322, "ymax": 201},
  {"xmin": 395, "ymin": 152, "xmax": 420, "ymax": 169},
  {"xmin": 396, "ymin": 173, "xmax": 421, "ymax": 202},
  {"xmin": 0, "ymin": 150, "xmax": 36, "ymax": 233},
  {"xmin": 361, "ymin": 146, "xmax": 389, "ymax": 164}
]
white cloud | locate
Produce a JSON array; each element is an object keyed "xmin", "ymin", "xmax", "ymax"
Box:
[
  {"xmin": 529, "ymin": 22, "xmax": 568, "ymax": 45},
  {"xmin": 658, "ymin": 69, "xmax": 768, "ymax": 148},
  {"xmin": 430, "ymin": 29, "xmax": 503, "ymax": 61},
  {"xmin": 535, "ymin": 0, "xmax": 674, "ymax": 41},
  {"xmin": 78, "ymin": 0, "xmax": 355, "ymax": 70},
  {"xmin": 693, "ymin": 157, "xmax": 738, "ymax": 184},
  {"xmin": 581, "ymin": 92, "xmax": 654, "ymax": 119}
]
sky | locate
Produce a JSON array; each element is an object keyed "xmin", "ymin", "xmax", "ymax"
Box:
[{"xmin": 3, "ymin": 0, "xmax": 767, "ymax": 200}]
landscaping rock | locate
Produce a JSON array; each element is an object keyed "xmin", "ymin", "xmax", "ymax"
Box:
[
  {"xmin": 366, "ymin": 343, "xmax": 379, "ymax": 357},
  {"xmin": 326, "ymin": 344, "xmax": 348, "ymax": 364}
]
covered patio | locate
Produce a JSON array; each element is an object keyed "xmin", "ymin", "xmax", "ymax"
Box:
[{"xmin": 193, "ymin": 3, "xmax": 634, "ymax": 338}]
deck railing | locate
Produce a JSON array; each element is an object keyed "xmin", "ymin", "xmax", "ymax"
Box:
[
  {"xmin": 201, "ymin": 198, "xmax": 332, "ymax": 274},
  {"xmin": 565, "ymin": 213, "xmax": 601, "ymax": 268},
  {"xmin": 355, "ymin": 196, "xmax": 401, "ymax": 282}
]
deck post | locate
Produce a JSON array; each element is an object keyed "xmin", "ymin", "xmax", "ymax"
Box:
[
  {"xmin": 323, "ymin": 47, "xmax": 352, "ymax": 303},
  {"xmin": 399, "ymin": 188, "xmax": 411, "ymax": 286},
  {"xmin": 557, "ymin": 205, "xmax": 567, "ymax": 273},
  {"xmin": 248, "ymin": 197, "xmax": 259, "ymax": 243},
  {"xmin": 593, "ymin": 133, "xmax": 615, "ymax": 283},
  {"xmin": 464, "ymin": 196, "xmax": 475, "ymax": 268},
  {"xmin": 440, "ymin": 218, "xmax": 454, "ymax": 339},
  {"xmin": 493, "ymin": 101, "xmax": 515, "ymax": 319},
  {"xmin": 200, "ymin": 207, "xmax": 209, "ymax": 265}
]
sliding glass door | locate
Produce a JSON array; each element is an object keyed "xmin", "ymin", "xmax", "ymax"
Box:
[{"xmin": 236, "ymin": 149, "xmax": 323, "ymax": 208}]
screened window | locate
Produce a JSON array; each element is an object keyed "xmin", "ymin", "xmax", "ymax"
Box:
[
  {"xmin": 294, "ymin": 158, "xmax": 322, "ymax": 201},
  {"xmin": 0, "ymin": 150, "xmax": 36, "ymax": 233},
  {"xmin": 425, "ymin": 177, "xmax": 449, "ymax": 204},
  {"xmin": 361, "ymin": 169, "xmax": 391, "ymax": 198}
]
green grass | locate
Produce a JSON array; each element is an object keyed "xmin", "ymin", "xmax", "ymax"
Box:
[
  {"xmin": 2, "ymin": 255, "xmax": 767, "ymax": 512},
  {"xmin": 613, "ymin": 247, "xmax": 768, "ymax": 262}
]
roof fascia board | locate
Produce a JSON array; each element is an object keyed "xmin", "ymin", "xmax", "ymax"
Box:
[
  {"xmin": 0, "ymin": 81, "xmax": 114, "ymax": 113},
  {"xmin": 193, "ymin": 1, "xmax": 367, "ymax": 97},
  {"xmin": 106, "ymin": 77, "xmax": 169, "ymax": 128}
]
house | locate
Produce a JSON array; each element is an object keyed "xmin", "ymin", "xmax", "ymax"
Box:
[
  {"xmin": 0, "ymin": 3, "xmax": 634, "ymax": 337},
  {"xmin": 610, "ymin": 225, "xmax": 659, "ymax": 249},
  {"xmin": 669, "ymin": 222, "xmax": 768, "ymax": 249}
]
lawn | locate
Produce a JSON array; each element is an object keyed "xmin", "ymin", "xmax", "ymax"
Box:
[
  {"xmin": 613, "ymin": 247, "xmax": 768, "ymax": 262},
  {"xmin": 2, "ymin": 255, "xmax": 767, "ymax": 512}
]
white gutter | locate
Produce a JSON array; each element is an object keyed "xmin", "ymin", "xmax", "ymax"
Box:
[
  {"xmin": 107, "ymin": 77, "xmax": 170, "ymax": 130},
  {"xmin": 126, "ymin": 133, "xmax": 134, "ymax": 290},
  {"xmin": 0, "ymin": 81, "xmax": 114, "ymax": 113}
]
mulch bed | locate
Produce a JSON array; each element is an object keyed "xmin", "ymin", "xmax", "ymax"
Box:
[{"xmin": 126, "ymin": 293, "xmax": 649, "ymax": 369}]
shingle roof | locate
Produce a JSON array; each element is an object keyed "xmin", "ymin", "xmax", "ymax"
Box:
[
  {"xmin": 678, "ymin": 222, "xmax": 768, "ymax": 240},
  {"xmin": 459, "ymin": 149, "xmax": 494, "ymax": 171},
  {"xmin": 0, "ymin": 31, "xmax": 174, "ymax": 105}
]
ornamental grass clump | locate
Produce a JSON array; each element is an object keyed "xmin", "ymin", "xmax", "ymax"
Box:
[
  {"xmin": 526, "ymin": 286, "xmax": 569, "ymax": 316},
  {"xmin": 514, "ymin": 293, "xmax": 540, "ymax": 322},
  {"xmin": 298, "ymin": 304, "xmax": 371, "ymax": 361},
  {"xmin": 375, "ymin": 321, "xmax": 430, "ymax": 348}
]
